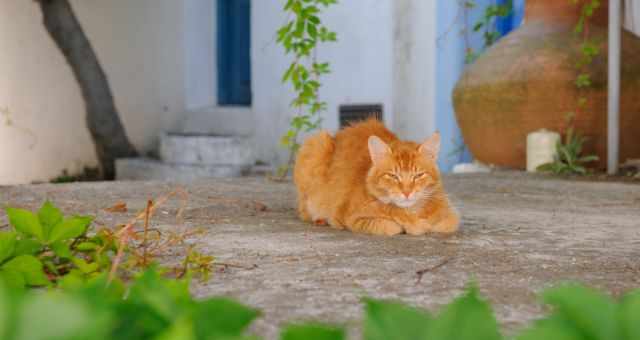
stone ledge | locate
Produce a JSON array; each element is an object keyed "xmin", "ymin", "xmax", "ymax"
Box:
[
  {"xmin": 159, "ymin": 133, "xmax": 254, "ymax": 166},
  {"xmin": 115, "ymin": 158, "xmax": 250, "ymax": 181}
]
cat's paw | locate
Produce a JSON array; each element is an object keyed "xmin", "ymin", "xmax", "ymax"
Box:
[
  {"xmin": 350, "ymin": 218, "xmax": 403, "ymax": 236},
  {"xmin": 371, "ymin": 220, "xmax": 404, "ymax": 236},
  {"xmin": 431, "ymin": 213, "xmax": 458, "ymax": 234},
  {"xmin": 404, "ymin": 219, "xmax": 431, "ymax": 235}
]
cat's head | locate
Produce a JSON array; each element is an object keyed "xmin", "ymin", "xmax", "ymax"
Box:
[{"xmin": 366, "ymin": 133, "xmax": 442, "ymax": 208}]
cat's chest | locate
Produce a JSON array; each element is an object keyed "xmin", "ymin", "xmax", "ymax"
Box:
[{"xmin": 378, "ymin": 204, "xmax": 421, "ymax": 221}]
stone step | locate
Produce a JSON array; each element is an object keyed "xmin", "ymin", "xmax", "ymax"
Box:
[
  {"xmin": 115, "ymin": 158, "xmax": 249, "ymax": 181},
  {"xmin": 159, "ymin": 133, "xmax": 253, "ymax": 166}
]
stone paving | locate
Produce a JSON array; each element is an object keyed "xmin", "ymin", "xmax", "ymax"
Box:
[{"xmin": 1, "ymin": 172, "xmax": 638, "ymax": 339}]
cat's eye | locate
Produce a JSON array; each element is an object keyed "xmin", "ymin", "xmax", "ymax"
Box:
[
  {"xmin": 386, "ymin": 173, "xmax": 400, "ymax": 180},
  {"xmin": 412, "ymin": 173, "xmax": 426, "ymax": 180}
]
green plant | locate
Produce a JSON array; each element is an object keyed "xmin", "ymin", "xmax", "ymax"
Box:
[
  {"xmin": 2, "ymin": 275, "xmax": 639, "ymax": 340},
  {"xmin": 50, "ymin": 167, "xmax": 101, "ymax": 183},
  {"xmin": 465, "ymin": 0, "xmax": 514, "ymax": 64},
  {"xmin": 0, "ymin": 200, "xmax": 96, "ymax": 288},
  {"xmin": 539, "ymin": 0, "xmax": 601, "ymax": 175},
  {"xmin": 273, "ymin": 0, "xmax": 338, "ymax": 180},
  {"xmin": 537, "ymin": 125, "xmax": 599, "ymax": 174},
  {"xmin": 518, "ymin": 284, "xmax": 640, "ymax": 340},
  {"xmin": 0, "ymin": 197, "xmax": 216, "ymax": 289},
  {"xmin": 0, "ymin": 269, "xmax": 261, "ymax": 340},
  {"xmin": 441, "ymin": 1, "xmax": 514, "ymax": 159}
]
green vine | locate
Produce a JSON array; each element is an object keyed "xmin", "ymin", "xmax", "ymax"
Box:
[
  {"xmin": 464, "ymin": 0, "xmax": 514, "ymax": 64},
  {"xmin": 440, "ymin": 1, "xmax": 513, "ymax": 158},
  {"xmin": 273, "ymin": 0, "xmax": 338, "ymax": 181}
]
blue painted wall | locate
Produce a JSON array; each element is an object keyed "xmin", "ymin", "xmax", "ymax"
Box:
[{"xmin": 435, "ymin": 0, "xmax": 524, "ymax": 172}]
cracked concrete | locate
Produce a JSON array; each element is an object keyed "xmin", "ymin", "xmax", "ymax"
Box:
[{"xmin": 0, "ymin": 172, "xmax": 638, "ymax": 339}]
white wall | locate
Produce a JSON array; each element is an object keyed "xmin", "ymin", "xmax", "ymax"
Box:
[
  {"xmin": 251, "ymin": 0, "xmax": 395, "ymax": 165},
  {"xmin": 392, "ymin": 0, "xmax": 437, "ymax": 142},
  {"xmin": 0, "ymin": 0, "xmax": 442, "ymax": 183},
  {"xmin": 0, "ymin": 0, "xmax": 186, "ymax": 184},
  {"xmin": 625, "ymin": 0, "xmax": 640, "ymax": 34}
]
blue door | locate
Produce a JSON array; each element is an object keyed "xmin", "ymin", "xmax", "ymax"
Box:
[
  {"xmin": 496, "ymin": 0, "xmax": 525, "ymax": 37},
  {"xmin": 217, "ymin": 0, "xmax": 251, "ymax": 105}
]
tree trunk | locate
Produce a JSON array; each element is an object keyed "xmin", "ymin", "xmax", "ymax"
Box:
[{"xmin": 37, "ymin": 0, "xmax": 137, "ymax": 179}]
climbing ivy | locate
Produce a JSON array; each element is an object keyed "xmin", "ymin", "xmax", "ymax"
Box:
[
  {"xmin": 465, "ymin": 0, "xmax": 514, "ymax": 64},
  {"xmin": 274, "ymin": 0, "xmax": 338, "ymax": 181}
]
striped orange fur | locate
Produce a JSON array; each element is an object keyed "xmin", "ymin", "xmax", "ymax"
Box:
[{"xmin": 294, "ymin": 119, "xmax": 458, "ymax": 236}]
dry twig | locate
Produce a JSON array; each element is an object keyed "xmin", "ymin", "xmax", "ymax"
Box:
[
  {"xmin": 108, "ymin": 189, "xmax": 189, "ymax": 284},
  {"xmin": 416, "ymin": 259, "xmax": 450, "ymax": 285}
]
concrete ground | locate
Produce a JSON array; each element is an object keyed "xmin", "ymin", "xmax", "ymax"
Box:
[{"xmin": 1, "ymin": 173, "xmax": 638, "ymax": 338}]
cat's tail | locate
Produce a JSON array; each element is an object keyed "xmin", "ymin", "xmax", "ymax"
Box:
[{"xmin": 295, "ymin": 130, "xmax": 335, "ymax": 183}]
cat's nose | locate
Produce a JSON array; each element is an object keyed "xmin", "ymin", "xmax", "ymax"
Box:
[{"xmin": 402, "ymin": 189, "xmax": 411, "ymax": 198}]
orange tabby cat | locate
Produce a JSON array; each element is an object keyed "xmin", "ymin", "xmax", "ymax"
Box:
[{"xmin": 294, "ymin": 119, "xmax": 458, "ymax": 236}]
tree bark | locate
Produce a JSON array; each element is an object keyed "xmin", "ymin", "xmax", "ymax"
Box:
[{"xmin": 37, "ymin": 0, "xmax": 137, "ymax": 179}]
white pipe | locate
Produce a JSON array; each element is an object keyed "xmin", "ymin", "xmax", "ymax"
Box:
[{"xmin": 608, "ymin": 0, "xmax": 621, "ymax": 175}]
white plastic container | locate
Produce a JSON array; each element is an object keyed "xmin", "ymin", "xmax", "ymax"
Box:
[{"xmin": 526, "ymin": 129, "xmax": 561, "ymax": 172}]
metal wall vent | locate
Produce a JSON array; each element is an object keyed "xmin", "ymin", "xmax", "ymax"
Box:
[{"xmin": 339, "ymin": 104, "xmax": 383, "ymax": 128}]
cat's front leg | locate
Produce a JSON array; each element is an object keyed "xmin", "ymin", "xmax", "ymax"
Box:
[
  {"xmin": 349, "ymin": 217, "xmax": 404, "ymax": 236},
  {"xmin": 432, "ymin": 210, "xmax": 458, "ymax": 233},
  {"xmin": 403, "ymin": 219, "xmax": 432, "ymax": 235},
  {"xmin": 406, "ymin": 210, "xmax": 458, "ymax": 235}
]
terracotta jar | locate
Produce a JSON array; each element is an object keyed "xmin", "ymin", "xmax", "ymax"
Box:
[{"xmin": 452, "ymin": 0, "xmax": 640, "ymax": 169}]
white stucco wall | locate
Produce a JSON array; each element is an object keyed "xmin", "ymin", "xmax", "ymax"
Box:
[
  {"xmin": 251, "ymin": 0, "xmax": 396, "ymax": 164},
  {"xmin": 392, "ymin": 0, "xmax": 437, "ymax": 142},
  {"xmin": 624, "ymin": 0, "xmax": 640, "ymax": 34},
  {"xmin": 0, "ymin": 0, "xmax": 186, "ymax": 184}
]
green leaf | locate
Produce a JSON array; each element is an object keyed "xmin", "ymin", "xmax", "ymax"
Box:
[
  {"xmin": 47, "ymin": 216, "xmax": 91, "ymax": 244},
  {"xmin": 577, "ymin": 155, "xmax": 599, "ymax": 163},
  {"xmin": 307, "ymin": 23, "xmax": 318, "ymax": 38},
  {"xmin": 0, "ymin": 280, "xmax": 17, "ymax": 339},
  {"xmin": 12, "ymin": 237, "xmax": 42, "ymax": 256},
  {"xmin": 155, "ymin": 318, "xmax": 196, "ymax": 340},
  {"xmin": 540, "ymin": 284, "xmax": 618, "ymax": 340},
  {"xmin": 363, "ymin": 298, "xmax": 431, "ymax": 340},
  {"xmin": 57, "ymin": 271, "xmax": 86, "ymax": 291},
  {"xmin": 281, "ymin": 323, "xmax": 345, "ymax": 340},
  {"xmin": 76, "ymin": 241, "xmax": 99, "ymax": 251},
  {"xmin": 13, "ymin": 292, "xmax": 110, "ymax": 340},
  {"xmin": 0, "ymin": 232, "xmax": 17, "ymax": 263},
  {"xmin": 114, "ymin": 270, "xmax": 193, "ymax": 338},
  {"xmin": 72, "ymin": 257, "xmax": 100, "ymax": 274},
  {"xmin": 192, "ymin": 297, "xmax": 260, "ymax": 338},
  {"xmin": 50, "ymin": 241, "xmax": 71, "ymax": 258},
  {"xmin": 4, "ymin": 206, "xmax": 44, "ymax": 242},
  {"xmin": 2, "ymin": 255, "xmax": 48, "ymax": 286},
  {"xmin": 426, "ymin": 284, "xmax": 501, "ymax": 340},
  {"xmin": 618, "ymin": 289, "xmax": 640, "ymax": 340},
  {"xmin": 38, "ymin": 200, "xmax": 63, "ymax": 240},
  {"xmin": 517, "ymin": 317, "xmax": 584, "ymax": 340},
  {"xmin": 0, "ymin": 268, "xmax": 26, "ymax": 288}
]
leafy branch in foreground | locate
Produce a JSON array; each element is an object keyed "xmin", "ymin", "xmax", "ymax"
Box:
[
  {"xmin": 273, "ymin": 0, "xmax": 338, "ymax": 181},
  {"xmin": 1, "ymin": 277, "xmax": 639, "ymax": 339},
  {"xmin": 0, "ymin": 194, "xmax": 219, "ymax": 289}
]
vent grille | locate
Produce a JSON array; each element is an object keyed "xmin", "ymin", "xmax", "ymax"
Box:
[{"xmin": 339, "ymin": 104, "xmax": 383, "ymax": 128}]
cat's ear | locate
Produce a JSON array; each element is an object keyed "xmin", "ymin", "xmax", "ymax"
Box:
[
  {"xmin": 419, "ymin": 132, "xmax": 441, "ymax": 161},
  {"xmin": 368, "ymin": 136, "xmax": 391, "ymax": 164}
]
